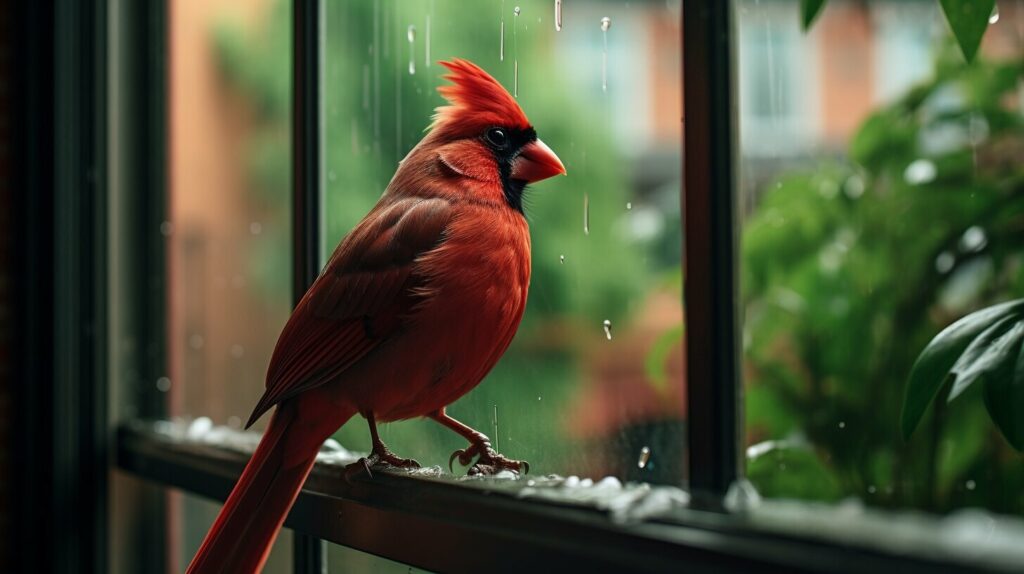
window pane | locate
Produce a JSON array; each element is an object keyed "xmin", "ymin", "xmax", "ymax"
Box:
[
  {"xmin": 174, "ymin": 491, "xmax": 293, "ymax": 573},
  {"xmin": 737, "ymin": 0, "xmax": 1024, "ymax": 514},
  {"xmin": 327, "ymin": 543, "xmax": 432, "ymax": 574},
  {"xmin": 167, "ymin": 0, "xmax": 291, "ymax": 428},
  {"xmin": 166, "ymin": 0, "xmax": 292, "ymax": 567},
  {"xmin": 321, "ymin": 1, "xmax": 685, "ymax": 483}
]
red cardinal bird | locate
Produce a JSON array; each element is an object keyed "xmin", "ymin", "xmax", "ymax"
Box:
[{"xmin": 187, "ymin": 58, "xmax": 565, "ymax": 574}]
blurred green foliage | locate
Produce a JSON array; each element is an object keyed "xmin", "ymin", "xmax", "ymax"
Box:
[{"xmin": 743, "ymin": 44, "xmax": 1024, "ymax": 513}]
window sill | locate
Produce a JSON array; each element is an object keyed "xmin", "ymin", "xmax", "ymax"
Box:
[{"xmin": 116, "ymin": 421, "xmax": 1020, "ymax": 573}]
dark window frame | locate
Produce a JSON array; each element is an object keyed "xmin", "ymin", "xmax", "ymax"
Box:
[{"xmin": 92, "ymin": 1, "xmax": 1019, "ymax": 573}]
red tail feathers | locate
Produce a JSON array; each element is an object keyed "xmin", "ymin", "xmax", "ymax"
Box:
[{"xmin": 187, "ymin": 406, "xmax": 348, "ymax": 574}]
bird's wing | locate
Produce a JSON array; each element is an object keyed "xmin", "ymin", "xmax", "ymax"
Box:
[{"xmin": 245, "ymin": 196, "xmax": 453, "ymax": 428}]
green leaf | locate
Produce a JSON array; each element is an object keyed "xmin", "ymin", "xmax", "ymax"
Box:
[
  {"xmin": 939, "ymin": 0, "xmax": 996, "ymax": 63},
  {"xmin": 901, "ymin": 299, "xmax": 1024, "ymax": 440},
  {"xmin": 800, "ymin": 0, "xmax": 828, "ymax": 31},
  {"xmin": 948, "ymin": 317, "xmax": 1024, "ymax": 401},
  {"xmin": 644, "ymin": 323, "xmax": 684, "ymax": 394},
  {"xmin": 982, "ymin": 325, "xmax": 1024, "ymax": 451}
]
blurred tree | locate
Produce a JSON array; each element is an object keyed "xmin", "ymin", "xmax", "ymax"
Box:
[{"xmin": 742, "ymin": 43, "xmax": 1024, "ymax": 513}]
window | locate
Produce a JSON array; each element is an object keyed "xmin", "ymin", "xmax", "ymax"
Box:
[{"xmin": 93, "ymin": 0, "xmax": 1024, "ymax": 573}]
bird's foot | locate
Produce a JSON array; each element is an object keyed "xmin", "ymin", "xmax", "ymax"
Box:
[
  {"xmin": 344, "ymin": 447, "xmax": 419, "ymax": 482},
  {"xmin": 449, "ymin": 441, "xmax": 529, "ymax": 476}
]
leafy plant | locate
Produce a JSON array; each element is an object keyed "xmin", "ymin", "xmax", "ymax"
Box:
[
  {"xmin": 903, "ymin": 299, "xmax": 1024, "ymax": 450},
  {"xmin": 801, "ymin": 0, "xmax": 997, "ymax": 63}
]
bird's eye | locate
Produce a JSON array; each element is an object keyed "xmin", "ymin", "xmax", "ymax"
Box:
[{"xmin": 485, "ymin": 127, "xmax": 509, "ymax": 149}]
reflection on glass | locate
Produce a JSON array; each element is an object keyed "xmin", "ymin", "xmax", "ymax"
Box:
[
  {"xmin": 320, "ymin": 0, "xmax": 685, "ymax": 484},
  {"xmin": 737, "ymin": 0, "xmax": 1024, "ymax": 515}
]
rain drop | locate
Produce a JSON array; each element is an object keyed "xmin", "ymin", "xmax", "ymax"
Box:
[
  {"xmin": 555, "ymin": 0, "xmax": 563, "ymax": 31},
  {"xmin": 583, "ymin": 193, "xmax": 590, "ymax": 235},
  {"xmin": 493, "ymin": 404, "xmax": 500, "ymax": 451},
  {"xmin": 513, "ymin": 7, "xmax": 521, "ymax": 97},
  {"xmin": 959, "ymin": 226, "xmax": 988, "ymax": 253},
  {"xmin": 559, "ymin": 254, "xmax": 565, "ymax": 264},
  {"xmin": 600, "ymin": 17, "xmax": 611, "ymax": 92},
  {"xmin": 626, "ymin": 202, "xmax": 632, "ymax": 210},
  {"xmin": 838, "ymin": 421, "xmax": 846, "ymax": 429},
  {"xmin": 227, "ymin": 416, "xmax": 242, "ymax": 429},
  {"xmin": 249, "ymin": 221, "xmax": 262, "ymax": 235},
  {"xmin": 425, "ymin": 4, "xmax": 432, "ymax": 68},
  {"xmin": 156, "ymin": 377, "xmax": 171, "ymax": 392},
  {"xmin": 401, "ymin": 25, "xmax": 414, "ymax": 77},
  {"xmin": 230, "ymin": 344, "xmax": 245, "ymax": 358},
  {"xmin": 159, "ymin": 221, "xmax": 173, "ymax": 236},
  {"xmin": 935, "ymin": 251, "xmax": 955, "ymax": 274},
  {"xmin": 637, "ymin": 446, "xmax": 651, "ymax": 469},
  {"xmin": 903, "ymin": 159, "xmax": 937, "ymax": 186},
  {"xmin": 966, "ymin": 479, "xmax": 977, "ymax": 490},
  {"xmin": 603, "ymin": 319, "xmax": 612, "ymax": 340},
  {"xmin": 868, "ymin": 485, "xmax": 877, "ymax": 494},
  {"xmin": 989, "ymin": 4, "xmax": 999, "ymax": 24},
  {"xmin": 189, "ymin": 334, "xmax": 205, "ymax": 350}
]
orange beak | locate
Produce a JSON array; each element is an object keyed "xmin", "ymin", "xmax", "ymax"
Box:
[{"xmin": 511, "ymin": 138, "xmax": 567, "ymax": 183}]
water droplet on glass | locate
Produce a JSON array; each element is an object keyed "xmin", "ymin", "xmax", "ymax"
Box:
[
  {"xmin": 493, "ymin": 404, "xmax": 500, "ymax": 451},
  {"xmin": 903, "ymin": 159, "xmax": 937, "ymax": 185},
  {"xmin": 425, "ymin": 14, "xmax": 431, "ymax": 67},
  {"xmin": 600, "ymin": 17, "xmax": 611, "ymax": 92},
  {"xmin": 559, "ymin": 254, "xmax": 565, "ymax": 264},
  {"xmin": 959, "ymin": 226, "xmax": 988, "ymax": 253},
  {"xmin": 156, "ymin": 377, "xmax": 171, "ymax": 392},
  {"xmin": 626, "ymin": 202, "xmax": 632, "ymax": 210},
  {"xmin": 230, "ymin": 344, "xmax": 245, "ymax": 358},
  {"xmin": 935, "ymin": 251, "xmax": 955, "ymax": 274},
  {"xmin": 537, "ymin": 396, "xmax": 542, "ymax": 401},
  {"xmin": 500, "ymin": 20, "xmax": 505, "ymax": 61},
  {"xmin": 407, "ymin": 25, "xmax": 416, "ymax": 75},
  {"xmin": 843, "ymin": 175, "xmax": 865, "ymax": 199},
  {"xmin": 249, "ymin": 222, "xmax": 262, "ymax": 235},
  {"xmin": 637, "ymin": 446, "xmax": 651, "ymax": 469},
  {"xmin": 868, "ymin": 485, "xmax": 877, "ymax": 494},
  {"xmin": 555, "ymin": 0, "xmax": 562, "ymax": 31},
  {"xmin": 724, "ymin": 479, "xmax": 762, "ymax": 513},
  {"xmin": 583, "ymin": 193, "xmax": 590, "ymax": 235},
  {"xmin": 989, "ymin": 4, "xmax": 999, "ymax": 24},
  {"xmin": 838, "ymin": 421, "xmax": 846, "ymax": 429},
  {"xmin": 966, "ymin": 479, "xmax": 977, "ymax": 490},
  {"xmin": 189, "ymin": 334, "xmax": 204, "ymax": 350},
  {"xmin": 160, "ymin": 221, "xmax": 173, "ymax": 236},
  {"xmin": 603, "ymin": 319, "xmax": 612, "ymax": 340},
  {"xmin": 227, "ymin": 416, "xmax": 241, "ymax": 428},
  {"xmin": 513, "ymin": 7, "xmax": 521, "ymax": 97}
]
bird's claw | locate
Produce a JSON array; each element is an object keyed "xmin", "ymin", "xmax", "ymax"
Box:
[
  {"xmin": 448, "ymin": 442, "xmax": 529, "ymax": 476},
  {"xmin": 344, "ymin": 450, "xmax": 420, "ymax": 483}
]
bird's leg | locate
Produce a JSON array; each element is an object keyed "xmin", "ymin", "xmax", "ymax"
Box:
[
  {"xmin": 344, "ymin": 413, "xmax": 419, "ymax": 480},
  {"xmin": 430, "ymin": 408, "xmax": 529, "ymax": 476}
]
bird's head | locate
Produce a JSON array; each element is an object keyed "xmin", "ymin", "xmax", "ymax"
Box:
[{"xmin": 419, "ymin": 58, "xmax": 566, "ymax": 212}]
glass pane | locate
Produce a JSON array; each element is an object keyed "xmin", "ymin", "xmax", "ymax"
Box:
[
  {"xmin": 737, "ymin": 0, "xmax": 1024, "ymax": 515},
  {"xmin": 167, "ymin": 0, "xmax": 292, "ymax": 428},
  {"xmin": 327, "ymin": 543, "xmax": 432, "ymax": 574},
  {"xmin": 174, "ymin": 491, "xmax": 293, "ymax": 573},
  {"xmin": 321, "ymin": 1, "xmax": 685, "ymax": 483},
  {"xmin": 167, "ymin": 0, "xmax": 292, "ymax": 568}
]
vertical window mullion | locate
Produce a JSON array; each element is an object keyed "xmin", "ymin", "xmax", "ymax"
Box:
[
  {"xmin": 683, "ymin": 0, "xmax": 741, "ymax": 503},
  {"xmin": 292, "ymin": 0, "xmax": 324, "ymax": 572}
]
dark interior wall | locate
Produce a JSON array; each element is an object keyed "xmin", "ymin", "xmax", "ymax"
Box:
[{"xmin": 0, "ymin": 0, "xmax": 12, "ymax": 568}]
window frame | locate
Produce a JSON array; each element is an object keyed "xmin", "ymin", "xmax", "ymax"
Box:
[{"xmin": 100, "ymin": 1, "xmax": 1021, "ymax": 573}]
